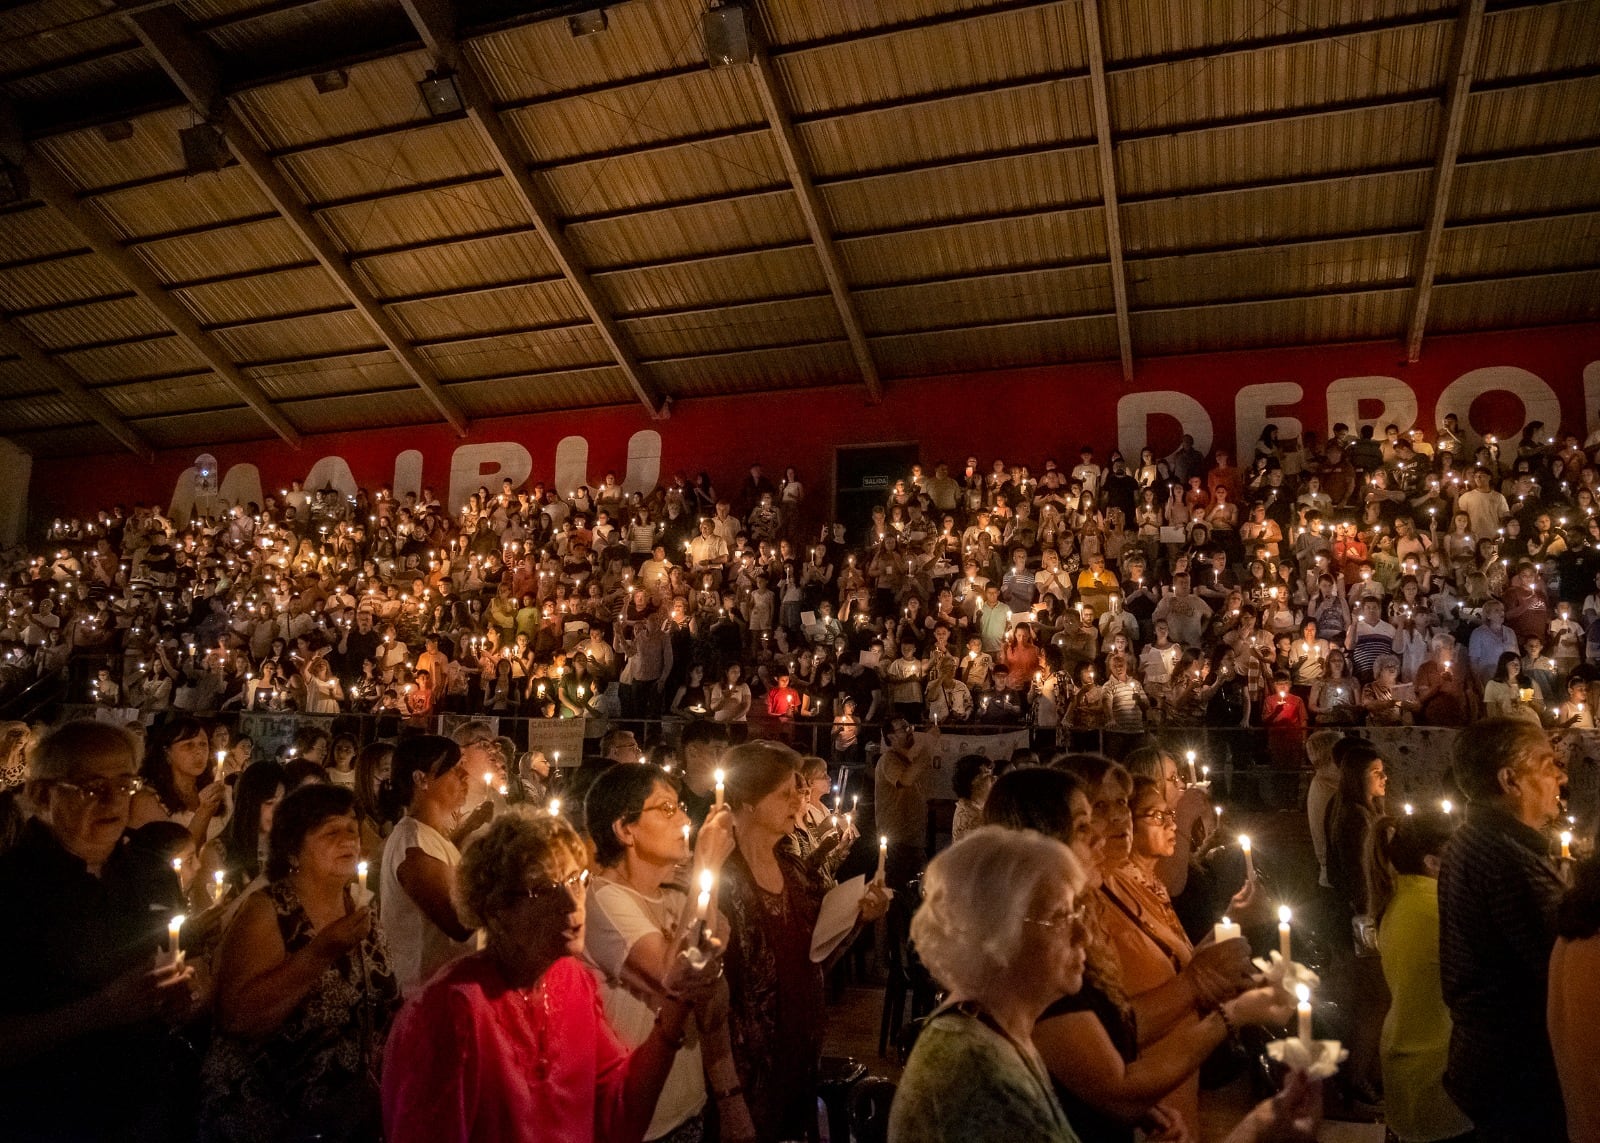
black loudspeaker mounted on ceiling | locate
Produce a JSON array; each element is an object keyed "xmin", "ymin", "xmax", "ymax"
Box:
[
  {"xmin": 704, "ymin": 5, "xmax": 750, "ymax": 68},
  {"xmin": 179, "ymin": 123, "xmax": 229, "ymax": 174}
]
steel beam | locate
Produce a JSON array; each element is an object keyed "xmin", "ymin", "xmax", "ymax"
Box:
[
  {"xmin": 1405, "ymin": 0, "xmax": 1488, "ymax": 362},
  {"xmin": 1079, "ymin": 0, "xmax": 1133, "ymax": 382},
  {"xmin": 395, "ymin": 0, "xmax": 668, "ymax": 418},
  {"xmin": 22, "ymin": 157, "xmax": 303, "ymax": 446},
  {"xmin": 747, "ymin": 22, "xmax": 881, "ymax": 403},
  {"xmin": 0, "ymin": 314, "xmax": 156, "ymax": 461},
  {"xmin": 125, "ymin": 7, "xmax": 470, "ymax": 435}
]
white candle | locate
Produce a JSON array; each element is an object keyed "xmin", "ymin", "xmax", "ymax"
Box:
[
  {"xmin": 1440, "ymin": 799, "xmax": 1453, "ymax": 815},
  {"xmin": 1212, "ymin": 915, "xmax": 1242, "ymax": 944},
  {"xmin": 1296, "ymin": 982, "xmax": 1313, "ymax": 1044},
  {"xmin": 876, "ymin": 835, "xmax": 888, "ymax": 884},
  {"xmin": 357, "ymin": 861, "xmax": 368, "ymax": 896},
  {"xmin": 1561, "ymin": 831, "xmax": 1573, "ymax": 860},
  {"xmin": 166, "ymin": 914, "xmax": 185, "ymax": 967},
  {"xmin": 1277, "ymin": 904, "xmax": 1292, "ymax": 962},
  {"xmin": 714, "ymin": 768, "xmax": 725, "ymax": 810},
  {"xmin": 1239, "ymin": 835, "xmax": 1254, "ymax": 881},
  {"xmin": 171, "ymin": 857, "xmax": 183, "ymax": 877},
  {"xmin": 682, "ymin": 824, "xmax": 691, "ymax": 848},
  {"xmin": 548, "ymin": 797, "xmax": 561, "ymax": 818},
  {"xmin": 1185, "ymin": 750, "xmax": 1198, "ymax": 784},
  {"xmin": 695, "ymin": 868, "xmax": 714, "ymax": 923}
]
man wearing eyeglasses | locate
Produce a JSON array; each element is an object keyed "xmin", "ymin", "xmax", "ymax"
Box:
[{"xmin": 0, "ymin": 719, "xmax": 194, "ymax": 1141}]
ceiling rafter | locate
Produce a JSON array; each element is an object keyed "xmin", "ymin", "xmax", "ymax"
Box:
[
  {"xmin": 1079, "ymin": 0, "xmax": 1133, "ymax": 382},
  {"xmin": 124, "ymin": 7, "xmax": 472, "ymax": 436},
  {"xmin": 747, "ymin": 8, "xmax": 882, "ymax": 404},
  {"xmin": 14, "ymin": 150, "xmax": 304, "ymax": 447},
  {"xmin": 1405, "ymin": 0, "xmax": 1489, "ymax": 362},
  {"xmin": 0, "ymin": 312, "xmax": 156, "ymax": 461},
  {"xmin": 393, "ymin": 0, "xmax": 668, "ymax": 420}
]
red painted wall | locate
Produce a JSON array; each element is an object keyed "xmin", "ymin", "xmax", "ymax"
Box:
[{"xmin": 30, "ymin": 323, "xmax": 1600, "ymax": 525}]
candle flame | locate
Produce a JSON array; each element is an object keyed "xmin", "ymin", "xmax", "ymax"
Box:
[{"xmin": 1278, "ymin": 904, "xmax": 1291, "ymax": 925}]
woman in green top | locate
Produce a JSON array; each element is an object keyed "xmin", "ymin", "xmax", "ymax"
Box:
[
  {"xmin": 1371, "ymin": 811, "xmax": 1474, "ymax": 1142},
  {"xmin": 890, "ymin": 826, "xmax": 1089, "ymax": 1143}
]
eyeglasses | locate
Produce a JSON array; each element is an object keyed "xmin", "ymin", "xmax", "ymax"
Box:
[
  {"xmin": 54, "ymin": 775, "xmax": 142, "ymax": 803},
  {"xmin": 520, "ymin": 868, "xmax": 590, "ymax": 903},
  {"xmin": 642, "ymin": 800, "xmax": 689, "ymax": 818},
  {"xmin": 1136, "ymin": 809, "xmax": 1180, "ymax": 826},
  {"xmin": 1024, "ymin": 901, "xmax": 1088, "ymax": 932}
]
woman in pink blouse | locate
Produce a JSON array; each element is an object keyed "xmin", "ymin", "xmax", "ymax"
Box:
[{"xmin": 382, "ymin": 810, "xmax": 724, "ymax": 1143}]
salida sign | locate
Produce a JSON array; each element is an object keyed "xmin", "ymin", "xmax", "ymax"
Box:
[{"xmin": 27, "ymin": 324, "xmax": 1600, "ymax": 524}]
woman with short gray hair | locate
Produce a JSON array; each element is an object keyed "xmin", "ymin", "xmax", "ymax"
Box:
[{"xmin": 890, "ymin": 826, "xmax": 1089, "ymax": 1142}]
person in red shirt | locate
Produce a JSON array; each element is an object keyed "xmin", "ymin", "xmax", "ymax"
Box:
[
  {"xmin": 382, "ymin": 812, "xmax": 724, "ymax": 1143},
  {"xmin": 765, "ymin": 671, "xmax": 801, "ymax": 719},
  {"xmin": 1260, "ymin": 669, "xmax": 1308, "ymax": 769}
]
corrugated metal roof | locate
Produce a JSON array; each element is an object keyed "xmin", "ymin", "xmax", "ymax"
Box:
[
  {"xmin": 623, "ymin": 295, "xmax": 842, "ymax": 358},
  {"xmin": 874, "ymin": 314, "xmax": 1119, "ymax": 376},
  {"xmin": 419, "ymin": 327, "xmax": 613, "ymax": 381},
  {"xmin": 447, "ymin": 366, "xmax": 639, "ymax": 417},
  {"xmin": 10, "ymin": 424, "xmax": 120, "ymax": 457},
  {"xmin": 775, "ymin": 2, "xmax": 1083, "ymax": 117},
  {"xmin": 0, "ymin": 0, "xmax": 1595, "ymax": 458},
  {"xmin": 245, "ymin": 350, "xmax": 412, "ymax": 402},
  {"xmin": 838, "ymin": 208, "xmax": 1107, "ymax": 287},
  {"xmin": 1128, "ymin": 233, "xmax": 1416, "ymax": 308},
  {"xmin": 0, "ymin": 391, "xmax": 83, "ymax": 430},
  {"xmin": 132, "ymin": 407, "xmax": 274, "ymax": 449},
  {"xmin": 1133, "ymin": 290, "xmax": 1411, "ymax": 355},
  {"xmin": 1439, "ymin": 211, "xmax": 1600, "ymax": 280},
  {"xmin": 859, "ymin": 264, "xmax": 1113, "ymax": 332},
  {"xmin": 1121, "ymin": 169, "xmax": 1431, "ymax": 254},
  {"xmin": 646, "ymin": 341, "xmax": 858, "ymax": 397}
]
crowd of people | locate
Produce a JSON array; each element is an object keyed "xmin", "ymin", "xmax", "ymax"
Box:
[
  {"xmin": 10, "ymin": 415, "xmax": 1600, "ymax": 749},
  {"xmin": 3, "ymin": 417, "xmax": 1600, "ymax": 1142}
]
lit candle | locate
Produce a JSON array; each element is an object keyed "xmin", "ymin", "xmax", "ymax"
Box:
[
  {"xmin": 714, "ymin": 768, "xmax": 726, "ymax": 810},
  {"xmin": 171, "ymin": 857, "xmax": 183, "ymax": 877},
  {"xmin": 1561, "ymin": 831, "xmax": 1573, "ymax": 860},
  {"xmin": 1440, "ymin": 799, "xmax": 1453, "ymax": 815},
  {"xmin": 1185, "ymin": 750, "xmax": 1198, "ymax": 784},
  {"xmin": 682, "ymin": 824, "xmax": 691, "ymax": 848},
  {"xmin": 1239, "ymin": 834, "xmax": 1254, "ymax": 881},
  {"xmin": 1212, "ymin": 915, "xmax": 1242, "ymax": 944},
  {"xmin": 1296, "ymin": 982, "xmax": 1313, "ymax": 1045},
  {"xmin": 695, "ymin": 868, "xmax": 714, "ymax": 923},
  {"xmin": 1404, "ymin": 802, "xmax": 1414, "ymax": 815},
  {"xmin": 356, "ymin": 860, "xmax": 369, "ymax": 897},
  {"xmin": 1278, "ymin": 904, "xmax": 1292, "ymax": 962},
  {"xmin": 166, "ymin": 914, "xmax": 185, "ymax": 968},
  {"xmin": 548, "ymin": 797, "xmax": 561, "ymax": 818},
  {"xmin": 876, "ymin": 835, "xmax": 888, "ymax": 884}
]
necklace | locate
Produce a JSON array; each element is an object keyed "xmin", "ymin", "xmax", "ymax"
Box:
[{"xmin": 517, "ymin": 978, "xmax": 554, "ymax": 1081}]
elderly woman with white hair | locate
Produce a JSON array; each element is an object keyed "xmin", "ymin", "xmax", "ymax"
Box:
[
  {"xmin": 889, "ymin": 825, "xmax": 1090, "ymax": 1142},
  {"xmin": 1361, "ymin": 655, "xmax": 1419, "ymax": 727}
]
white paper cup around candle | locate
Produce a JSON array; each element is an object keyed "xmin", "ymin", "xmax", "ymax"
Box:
[
  {"xmin": 1296, "ymin": 982, "xmax": 1313, "ymax": 1045},
  {"xmin": 876, "ymin": 836, "xmax": 888, "ymax": 884},
  {"xmin": 1277, "ymin": 904, "xmax": 1292, "ymax": 963},
  {"xmin": 714, "ymin": 768, "xmax": 725, "ymax": 811},
  {"xmin": 1212, "ymin": 915, "xmax": 1242, "ymax": 944},
  {"xmin": 1239, "ymin": 834, "xmax": 1254, "ymax": 881}
]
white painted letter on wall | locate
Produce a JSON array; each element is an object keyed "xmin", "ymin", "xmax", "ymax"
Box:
[{"xmin": 1118, "ymin": 392, "xmax": 1212, "ymax": 464}]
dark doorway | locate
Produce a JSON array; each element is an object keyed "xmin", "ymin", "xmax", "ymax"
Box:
[{"xmin": 835, "ymin": 443, "xmax": 920, "ymax": 545}]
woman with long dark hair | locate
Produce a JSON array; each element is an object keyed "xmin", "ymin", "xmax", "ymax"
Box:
[
  {"xmin": 200, "ymin": 760, "xmax": 286, "ymax": 897},
  {"xmin": 129, "ymin": 716, "xmax": 226, "ymax": 847}
]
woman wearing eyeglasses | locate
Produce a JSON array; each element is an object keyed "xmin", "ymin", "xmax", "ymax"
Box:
[
  {"xmin": 383, "ymin": 810, "xmax": 726, "ymax": 1143},
  {"xmin": 583, "ymin": 763, "xmax": 753, "ymax": 1142}
]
